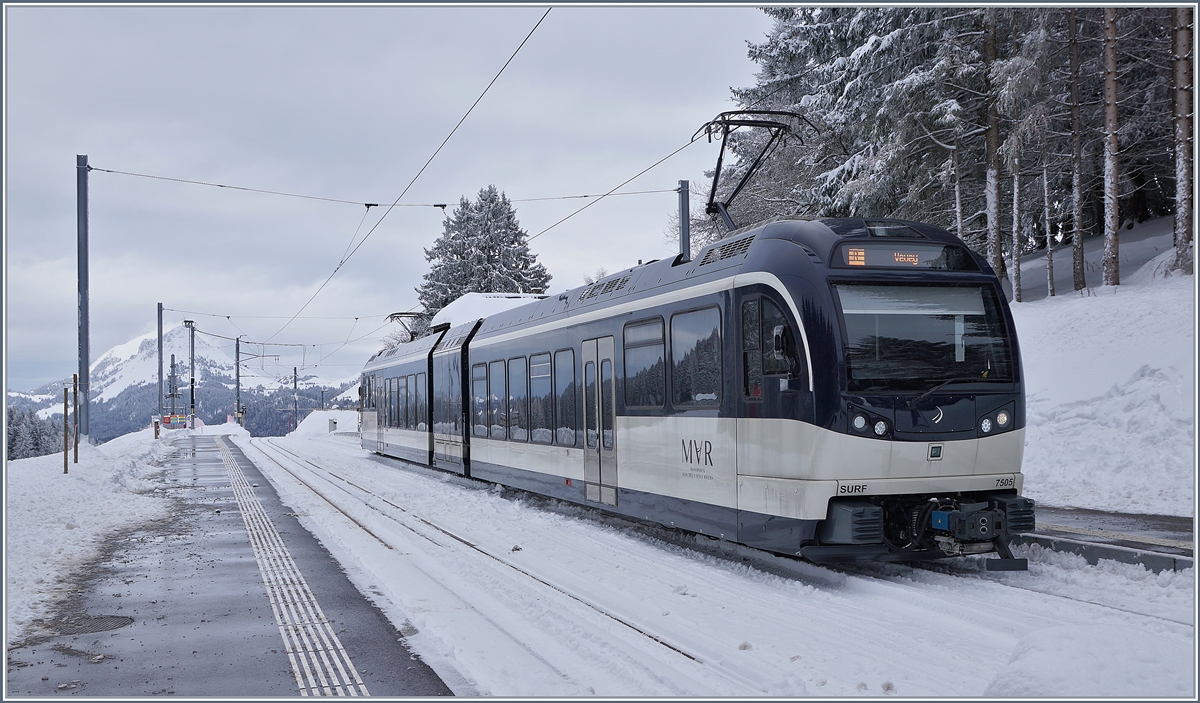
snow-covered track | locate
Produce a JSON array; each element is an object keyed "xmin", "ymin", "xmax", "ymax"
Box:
[
  {"xmin": 247, "ymin": 437, "xmax": 772, "ymax": 695},
  {"xmin": 236, "ymin": 434, "xmax": 1194, "ymax": 697}
]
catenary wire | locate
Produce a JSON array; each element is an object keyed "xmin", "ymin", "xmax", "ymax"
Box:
[
  {"xmin": 88, "ymin": 167, "xmax": 388, "ymax": 208},
  {"xmin": 264, "ymin": 7, "xmax": 551, "ymax": 344},
  {"xmin": 528, "ymin": 139, "xmax": 701, "ymax": 241}
]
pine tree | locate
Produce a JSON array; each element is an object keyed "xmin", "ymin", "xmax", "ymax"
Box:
[
  {"xmin": 1171, "ymin": 7, "xmax": 1194, "ymax": 273},
  {"xmin": 415, "ymin": 185, "xmax": 551, "ymax": 324}
]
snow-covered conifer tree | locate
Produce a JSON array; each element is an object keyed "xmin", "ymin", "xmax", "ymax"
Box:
[{"xmin": 416, "ymin": 185, "xmax": 551, "ymax": 324}]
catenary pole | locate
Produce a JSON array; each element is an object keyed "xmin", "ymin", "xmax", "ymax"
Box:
[
  {"xmin": 77, "ymin": 155, "xmax": 90, "ymax": 438},
  {"xmin": 157, "ymin": 302, "xmax": 164, "ymax": 422},
  {"xmin": 184, "ymin": 320, "xmax": 195, "ymax": 428},
  {"xmin": 72, "ymin": 374, "xmax": 79, "ymax": 463},
  {"xmin": 293, "ymin": 367, "xmax": 298, "ymax": 433},
  {"xmin": 236, "ymin": 336, "xmax": 242, "ymax": 427},
  {"xmin": 678, "ymin": 180, "xmax": 690, "ymax": 261}
]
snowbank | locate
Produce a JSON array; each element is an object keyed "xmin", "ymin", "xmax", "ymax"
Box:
[
  {"xmin": 4, "ymin": 428, "xmax": 176, "ymax": 642},
  {"xmin": 984, "ymin": 623, "xmax": 1194, "ymax": 697},
  {"xmin": 290, "ymin": 409, "xmax": 358, "ymax": 436},
  {"xmin": 1013, "ymin": 252, "xmax": 1195, "ymax": 516}
]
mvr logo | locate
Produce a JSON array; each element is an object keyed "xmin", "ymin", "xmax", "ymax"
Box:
[{"xmin": 682, "ymin": 439, "xmax": 714, "ymax": 467}]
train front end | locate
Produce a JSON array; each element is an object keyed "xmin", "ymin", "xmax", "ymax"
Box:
[{"xmin": 775, "ymin": 220, "xmax": 1035, "ymax": 568}]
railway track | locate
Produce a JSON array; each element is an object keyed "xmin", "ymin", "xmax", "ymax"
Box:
[{"xmin": 238, "ymin": 435, "xmax": 1193, "ymax": 697}]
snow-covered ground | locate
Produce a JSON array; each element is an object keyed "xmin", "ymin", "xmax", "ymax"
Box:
[
  {"xmin": 1012, "ymin": 246, "xmax": 1195, "ymax": 516},
  {"xmin": 237, "ymin": 432, "xmax": 1194, "ymax": 697},
  {"xmin": 2, "ymin": 424, "xmax": 248, "ymax": 640}
]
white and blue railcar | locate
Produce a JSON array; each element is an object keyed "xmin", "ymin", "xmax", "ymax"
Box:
[{"xmin": 361, "ymin": 217, "xmax": 1034, "ymax": 567}]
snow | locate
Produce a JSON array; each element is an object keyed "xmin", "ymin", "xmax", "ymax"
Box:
[
  {"xmin": 232, "ymin": 432, "xmax": 1193, "ymax": 697},
  {"xmin": 1012, "ymin": 242, "xmax": 1195, "ymax": 516},
  {"xmin": 430, "ymin": 292, "xmax": 546, "ymax": 328},
  {"xmin": 984, "ymin": 623, "xmax": 1193, "ymax": 697},
  {"xmin": 289, "ymin": 409, "xmax": 359, "ymax": 436}
]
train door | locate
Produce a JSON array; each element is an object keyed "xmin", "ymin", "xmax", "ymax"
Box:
[{"xmin": 582, "ymin": 336, "xmax": 618, "ymax": 505}]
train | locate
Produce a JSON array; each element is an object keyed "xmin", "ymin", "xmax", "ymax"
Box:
[{"xmin": 359, "ymin": 216, "xmax": 1035, "ymax": 569}]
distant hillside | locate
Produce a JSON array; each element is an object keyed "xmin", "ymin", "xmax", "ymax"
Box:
[{"xmin": 7, "ymin": 324, "xmax": 360, "ymax": 443}]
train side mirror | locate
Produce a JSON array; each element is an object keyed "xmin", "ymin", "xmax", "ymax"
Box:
[{"xmin": 771, "ymin": 325, "xmax": 798, "ymax": 372}]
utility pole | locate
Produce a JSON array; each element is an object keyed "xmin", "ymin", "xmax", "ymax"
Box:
[
  {"xmin": 77, "ymin": 155, "xmax": 90, "ymax": 439},
  {"xmin": 235, "ymin": 336, "xmax": 243, "ymax": 427},
  {"xmin": 678, "ymin": 180, "xmax": 691, "ymax": 261},
  {"xmin": 72, "ymin": 374, "xmax": 79, "ymax": 463},
  {"xmin": 184, "ymin": 320, "xmax": 195, "ymax": 428},
  {"xmin": 157, "ymin": 302, "xmax": 164, "ymax": 423},
  {"xmin": 293, "ymin": 367, "xmax": 298, "ymax": 432},
  {"xmin": 321, "ymin": 388, "xmax": 325, "ymax": 410},
  {"xmin": 168, "ymin": 354, "xmax": 178, "ymax": 418},
  {"xmin": 63, "ymin": 388, "xmax": 69, "ymax": 474}
]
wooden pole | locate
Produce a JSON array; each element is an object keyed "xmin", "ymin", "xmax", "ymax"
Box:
[
  {"xmin": 73, "ymin": 373, "xmax": 79, "ymax": 463},
  {"xmin": 63, "ymin": 388, "xmax": 69, "ymax": 474}
]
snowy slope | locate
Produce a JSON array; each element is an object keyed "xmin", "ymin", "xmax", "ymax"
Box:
[{"xmin": 1012, "ymin": 248, "xmax": 1195, "ymax": 516}]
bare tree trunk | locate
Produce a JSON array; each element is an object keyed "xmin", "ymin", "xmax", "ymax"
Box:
[
  {"xmin": 1069, "ymin": 9, "xmax": 1087, "ymax": 291},
  {"xmin": 1102, "ymin": 7, "xmax": 1120, "ymax": 286},
  {"xmin": 953, "ymin": 143, "xmax": 964, "ymax": 240},
  {"xmin": 1012, "ymin": 154, "xmax": 1023, "ymax": 302},
  {"xmin": 984, "ymin": 8, "xmax": 1004, "ymax": 278},
  {"xmin": 1173, "ymin": 7, "xmax": 1194, "ymax": 274},
  {"xmin": 1043, "ymin": 163, "xmax": 1056, "ymax": 296}
]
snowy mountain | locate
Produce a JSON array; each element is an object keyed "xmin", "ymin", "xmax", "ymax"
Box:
[
  {"xmin": 6, "ymin": 324, "xmax": 358, "ymax": 443},
  {"xmin": 88, "ymin": 325, "xmax": 236, "ymax": 404}
]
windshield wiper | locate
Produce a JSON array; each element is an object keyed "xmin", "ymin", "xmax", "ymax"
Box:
[{"xmin": 908, "ymin": 377, "xmax": 991, "ymax": 407}]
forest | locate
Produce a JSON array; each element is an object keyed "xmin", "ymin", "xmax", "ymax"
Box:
[{"xmin": 697, "ymin": 7, "xmax": 1193, "ymax": 294}]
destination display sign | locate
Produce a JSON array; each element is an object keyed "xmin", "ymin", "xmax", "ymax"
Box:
[{"xmin": 834, "ymin": 242, "xmax": 979, "ymax": 271}]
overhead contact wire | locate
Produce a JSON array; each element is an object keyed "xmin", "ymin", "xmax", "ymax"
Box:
[
  {"xmin": 528, "ymin": 138, "xmax": 700, "ymax": 241},
  {"xmin": 265, "ymin": 7, "xmax": 552, "ymax": 344}
]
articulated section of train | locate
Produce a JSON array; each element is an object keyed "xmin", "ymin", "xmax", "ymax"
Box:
[{"xmin": 360, "ymin": 216, "xmax": 1035, "ymax": 568}]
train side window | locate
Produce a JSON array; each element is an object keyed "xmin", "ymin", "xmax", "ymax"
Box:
[
  {"xmin": 555, "ymin": 349, "xmax": 576, "ymax": 446},
  {"xmin": 529, "ymin": 353, "xmax": 553, "ymax": 444},
  {"xmin": 584, "ymin": 361, "xmax": 597, "ymax": 448},
  {"xmin": 489, "ymin": 360, "xmax": 507, "ymax": 440},
  {"xmin": 391, "ymin": 377, "xmax": 399, "ymax": 428},
  {"xmin": 471, "ymin": 364, "xmax": 487, "ymax": 438},
  {"xmin": 407, "ymin": 374, "xmax": 417, "ymax": 429},
  {"xmin": 671, "ymin": 307, "xmax": 722, "ymax": 407},
  {"xmin": 742, "ymin": 299, "xmax": 763, "ymax": 399},
  {"xmin": 415, "ymin": 373, "xmax": 427, "ymax": 431},
  {"xmin": 508, "ymin": 357, "xmax": 529, "ymax": 442},
  {"xmin": 623, "ymin": 318, "xmax": 665, "ymax": 408},
  {"xmin": 403, "ymin": 371, "xmax": 412, "ymax": 427},
  {"xmin": 600, "ymin": 359, "xmax": 614, "ymax": 449}
]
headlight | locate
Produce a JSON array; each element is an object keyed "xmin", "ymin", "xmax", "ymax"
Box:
[
  {"xmin": 980, "ymin": 417, "xmax": 993, "ymax": 434},
  {"xmin": 852, "ymin": 414, "xmax": 868, "ymax": 431},
  {"xmin": 873, "ymin": 420, "xmax": 889, "ymax": 436},
  {"xmin": 996, "ymin": 410, "xmax": 1011, "ymax": 428}
]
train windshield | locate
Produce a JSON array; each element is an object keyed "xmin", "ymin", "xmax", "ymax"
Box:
[{"xmin": 834, "ymin": 283, "xmax": 1013, "ymax": 393}]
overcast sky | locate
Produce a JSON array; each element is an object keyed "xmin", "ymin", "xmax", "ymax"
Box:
[{"xmin": 3, "ymin": 5, "xmax": 775, "ymax": 393}]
